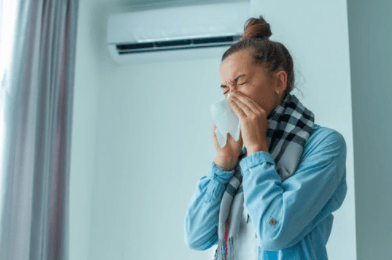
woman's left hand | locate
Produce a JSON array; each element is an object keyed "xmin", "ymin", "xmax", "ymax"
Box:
[{"xmin": 228, "ymin": 91, "xmax": 269, "ymax": 152}]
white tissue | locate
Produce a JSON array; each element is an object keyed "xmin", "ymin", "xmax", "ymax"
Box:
[{"xmin": 210, "ymin": 93, "xmax": 241, "ymax": 148}]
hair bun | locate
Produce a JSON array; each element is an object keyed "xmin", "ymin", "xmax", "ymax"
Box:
[{"xmin": 240, "ymin": 15, "xmax": 272, "ymax": 41}]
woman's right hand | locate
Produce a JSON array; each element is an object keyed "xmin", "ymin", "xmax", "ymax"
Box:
[{"xmin": 212, "ymin": 122, "xmax": 243, "ymax": 163}]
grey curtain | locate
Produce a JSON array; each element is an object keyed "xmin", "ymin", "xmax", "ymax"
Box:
[{"xmin": 0, "ymin": 0, "xmax": 79, "ymax": 260}]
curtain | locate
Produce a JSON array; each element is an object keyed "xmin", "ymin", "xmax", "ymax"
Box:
[{"xmin": 0, "ymin": 0, "xmax": 79, "ymax": 259}]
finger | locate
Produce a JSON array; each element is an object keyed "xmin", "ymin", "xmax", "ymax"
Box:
[
  {"xmin": 231, "ymin": 94, "xmax": 258, "ymax": 114},
  {"xmin": 233, "ymin": 94, "xmax": 267, "ymax": 119},
  {"xmin": 229, "ymin": 98, "xmax": 247, "ymax": 119}
]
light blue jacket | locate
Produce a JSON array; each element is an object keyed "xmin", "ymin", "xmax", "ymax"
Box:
[{"xmin": 184, "ymin": 124, "xmax": 347, "ymax": 259}]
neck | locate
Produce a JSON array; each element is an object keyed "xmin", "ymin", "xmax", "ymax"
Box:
[
  {"xmin": 269, "ymin": 94, "xmax": 288, "ymax": 119},
  {"xmin": 281, "ymin": 94, "xmax": 289, "ymax": 104}
]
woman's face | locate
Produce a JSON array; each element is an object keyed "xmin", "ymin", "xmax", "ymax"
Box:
[{"xmin": 219, "ymin": 49, "xmax": 287, "ymax": 118}]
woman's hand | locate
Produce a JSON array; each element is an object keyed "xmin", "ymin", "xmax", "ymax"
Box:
[
  {"xmin": 228, "ymin": 91, "xmax": 269, "ymax": 153},
  {"xmin": 212, "ymin": 122, "xmax": 243, "ymax": 163}
]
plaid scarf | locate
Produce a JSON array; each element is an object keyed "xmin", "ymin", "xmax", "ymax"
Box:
[{"xmin": 214, "ymin": 93, "xmax": 315, "ymax": 260}]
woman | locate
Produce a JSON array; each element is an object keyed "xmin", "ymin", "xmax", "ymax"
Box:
[{"xmin": 184, "ymin": 15, "xmax": 347, "ymax": 260}]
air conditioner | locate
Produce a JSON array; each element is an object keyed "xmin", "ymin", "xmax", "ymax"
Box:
[{"xmin": 107, "ymin": 2, "xmax": 251, "ymax": 65}]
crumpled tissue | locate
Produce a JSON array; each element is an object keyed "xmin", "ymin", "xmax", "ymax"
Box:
[{"xmin": 210, "ymin": 93, "xmax": 241, "ymax": 148}]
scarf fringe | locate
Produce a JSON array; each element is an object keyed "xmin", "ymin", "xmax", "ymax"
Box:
[{"xmin": 214, "ymin": 237, "xmax": 235, "ymax": 260}]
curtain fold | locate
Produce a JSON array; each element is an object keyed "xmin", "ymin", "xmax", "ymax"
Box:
[{"xmin": 0, "ymin": 0, "xmax": 79, "ymax": 260}]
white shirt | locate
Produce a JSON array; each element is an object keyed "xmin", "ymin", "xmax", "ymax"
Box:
[{"xmin": 235, "ymin": 198, "xmax": 259, "ymax": 260}]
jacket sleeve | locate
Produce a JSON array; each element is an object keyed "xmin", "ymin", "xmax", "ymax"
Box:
[
  {"xmin": 240, "ymin": 131, "xmax": 347, "ymax": 251},
  {"xmin": 184, "ymin": 162, "xmax": 237, "ymax": 251}
]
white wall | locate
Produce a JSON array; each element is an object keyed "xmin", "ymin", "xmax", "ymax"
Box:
[
  {"xmin": 70, "ymin": 2, "xmax": 102, "ymax": 260},
  {"xmin": 71, "ymin": 0, "xmax": 359, "ymax": 260}
]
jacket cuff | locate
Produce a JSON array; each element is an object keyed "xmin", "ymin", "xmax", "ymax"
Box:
[
  {"xmin": 239, "ymin": 151, "xmax": 275, "ymax": 176},
  {"xmin": 207, "ymin": 161, "xmax": 236, "ymax": 184}
]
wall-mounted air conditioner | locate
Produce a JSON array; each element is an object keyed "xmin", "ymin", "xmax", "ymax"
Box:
[{"xmin": 107, "ymin": 2, "xmax": 251, "ymax": 65}]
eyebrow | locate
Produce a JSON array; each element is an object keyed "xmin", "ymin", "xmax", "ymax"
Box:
[{"xmin": 221, "ymin": 74, "xmax": 246, "ymax": 88}]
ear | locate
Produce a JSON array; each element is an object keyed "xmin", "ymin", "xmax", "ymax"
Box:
[{"xmin": 274, "ymin": 70, "xmax": 287, "ymax": 94}]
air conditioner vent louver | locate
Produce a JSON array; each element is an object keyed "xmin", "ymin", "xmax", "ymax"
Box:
[{"xmin": 116, "ymin": 35, "xmax": 242, "ymax": 54}]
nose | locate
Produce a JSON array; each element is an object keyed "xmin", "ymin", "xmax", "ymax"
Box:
[
  {"xmin": 228, "ymin": 91, "xmax": 237, "ymax": 97},
  {"xmin": 227, "ymin": 92, "xmax": 235, "ymax": 100}
]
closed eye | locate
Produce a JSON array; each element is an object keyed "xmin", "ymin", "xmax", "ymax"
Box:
[{"xmin": 223, "ymin": 83, "xmax": 246, "ymax": 95}]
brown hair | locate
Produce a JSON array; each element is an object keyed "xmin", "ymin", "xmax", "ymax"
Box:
[{"xmin": 222, "ymin": 15, "xmax": 302, "ymax": 100}]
